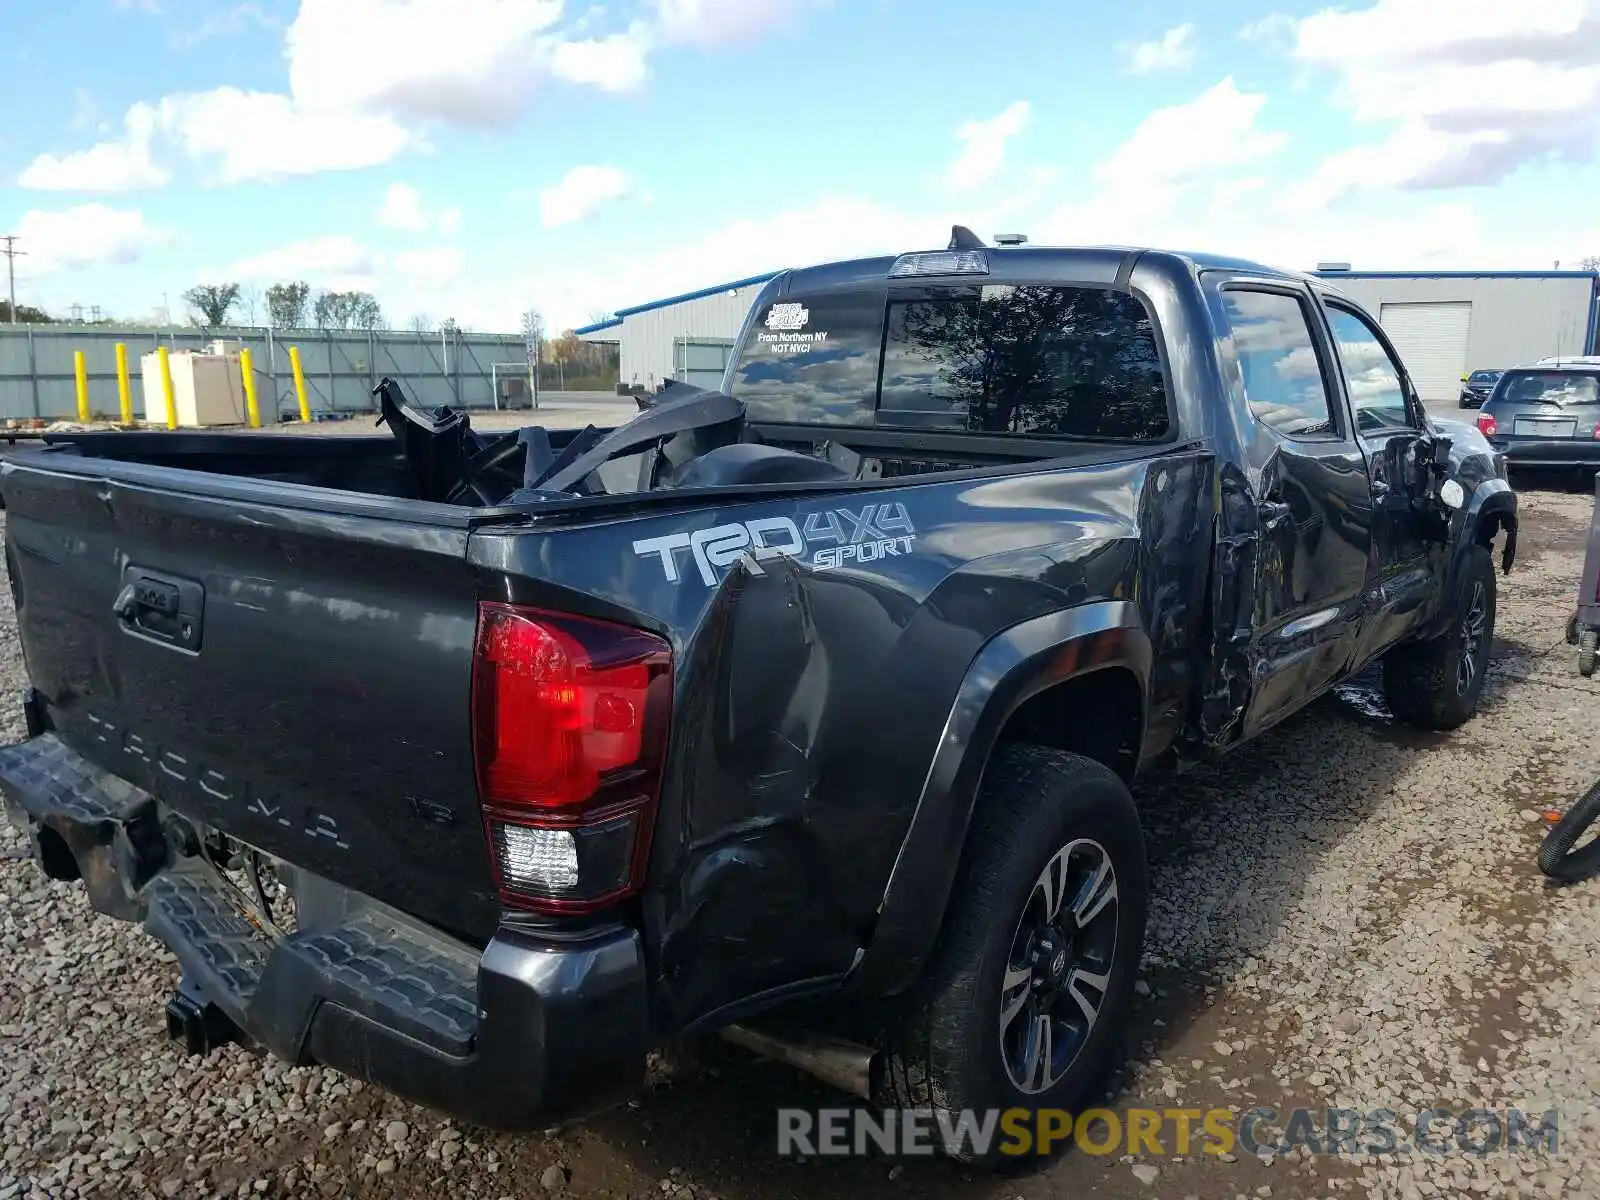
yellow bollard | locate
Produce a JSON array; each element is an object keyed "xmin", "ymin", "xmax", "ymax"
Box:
[
  {"xmin": 158, "ymin": 345, "xmax": 178, "ymax": 430},
  {"xmin": 74, "ymin": 351, "xmax": 90, "ymax": 422},
  {"xmin": 115, "ymin": 342, "xmax": 133, "ymax": 425},
  {"xmin": 239, "ymin": 348, "xmax": 261, "ymax": 429},
  {"xmin": 288, "ymin": 345, "xmax": 311, "ymax": 423}
]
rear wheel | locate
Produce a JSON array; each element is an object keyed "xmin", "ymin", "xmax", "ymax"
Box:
[
  {"xmin": 878, "ymin": 746, "xmax": 1147, "ymax": 1165},
  {"xmin": 1580, "ymin": 630, "xmax": 1598, "ymax": 678},
  {"xmin": 1383, "ymin": 545, "xmax": 1496, "ymax": 729}
]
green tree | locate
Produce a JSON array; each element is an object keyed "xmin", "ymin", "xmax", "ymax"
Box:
[
  {"xmin": 352, "ymin": 294, "xmax": 385, "ymax": 331},
  {"xmin": 266, "ymin": 281, "xmax": 310, "ymax": 329},
  {"xmin": 183, "ymin": 283, "xmax": 241, "ymax": 328},
  {"xmin": 0, "ymin": 301, "xmax": 54, "ymax": 323},
  {"xmin": 313, "ymin": 290, "xmax": 384, "ymax": 331}
]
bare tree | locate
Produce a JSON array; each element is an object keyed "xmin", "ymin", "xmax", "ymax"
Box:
[
  {"xmin": 1583, "ymin": 255, "xmax": 1600, "ymax": 272},
  {"xmin": 237, "ymin": 284, "xmax": 264, "ymax": 327},
  {"xmin": 408, "ymin": 313, "xmax": 433, "ymax": 334}
]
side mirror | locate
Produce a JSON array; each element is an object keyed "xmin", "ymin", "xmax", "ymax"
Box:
[{"xmin": 1460, "ymin": 374, "xmax": 1469, "ymax": 383}]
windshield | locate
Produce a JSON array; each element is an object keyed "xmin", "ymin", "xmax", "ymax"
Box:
[
  {"xmin": 1469, "ymin": 371, "xmax": 1501, "ymax": 385},
  {"xmin": 729, "ymin": 283, "xmax": 1171, "ymax": 441},
  {"xmin": 1497, "ymin": 371, "xmax": 1600, "ymax": 406}
]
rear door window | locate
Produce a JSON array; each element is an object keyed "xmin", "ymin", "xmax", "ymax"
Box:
[{"xmin": 1221, "ymin": 289, "xmax": 1337, "ymax": 439}]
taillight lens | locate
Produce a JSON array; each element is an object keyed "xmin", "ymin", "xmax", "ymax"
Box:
[
  {"xmin": 1477, "ymin": 412, "xmax": 1497, "ymax": 437},
  {"xmin": 472, "ymin": 604, "xmax": 672, "ymax": 913}
]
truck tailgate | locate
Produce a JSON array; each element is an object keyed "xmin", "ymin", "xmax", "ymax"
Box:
[{"xmin": 1, "ymin": 458, "xmax": 501, "ymax": 940}]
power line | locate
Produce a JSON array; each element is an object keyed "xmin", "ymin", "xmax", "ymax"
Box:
[{"xmin": 1, "ymin": 236, "xmax": 26, "ymax": 324}]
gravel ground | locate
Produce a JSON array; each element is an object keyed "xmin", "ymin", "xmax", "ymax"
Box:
[{"xmin": 3, "ymin": 482, "xmax": 1600, "ymax": 1200}]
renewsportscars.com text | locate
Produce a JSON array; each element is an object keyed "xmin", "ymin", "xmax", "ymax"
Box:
[{"xmin": 776, "ymin": 1106, "xmax": 1561, "ymax": 1160}]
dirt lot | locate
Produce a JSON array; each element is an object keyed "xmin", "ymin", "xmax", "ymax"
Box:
[{"xmin": 2, "ymin": 471, "xmax": 1599, "ymax": 1200}]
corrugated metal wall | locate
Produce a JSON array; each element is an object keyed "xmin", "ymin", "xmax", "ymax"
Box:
[
  {"xmin": 618, "ymin": 283, "xmax": 766, "ymax": 390},
  {"xmin": 0, "ymin": 326, "xmax": 529, "ymax": 421},
  {"xmin": 1318, "ymin": 275, "xmax": 1598, "ymax": 377}
]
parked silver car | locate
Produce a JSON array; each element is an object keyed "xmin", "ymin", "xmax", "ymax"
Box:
[{"xmin": 1478, "ymin": 364, "xmax": 1600, "ymax": 469}]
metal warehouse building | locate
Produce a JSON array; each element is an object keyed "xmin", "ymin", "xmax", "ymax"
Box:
[
  {"xmin": 576, "ymin": 272, "xmax": 777, "ymax": 393},
  {"xmin": 579, "ymin": 264, "xmax": 1600, "ymax": 406},
  {"xmin": 1313, "ymin": 269, "xmax": 1600, "ymax": 404}
]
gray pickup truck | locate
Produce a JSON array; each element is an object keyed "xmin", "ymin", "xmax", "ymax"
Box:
[{"xmin": 0, "ymin": 233, "xmax": 1515, "ymax": 1163}]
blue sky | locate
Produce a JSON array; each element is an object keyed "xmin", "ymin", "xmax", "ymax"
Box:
[{"xmin": 3, "ymin": 0, "xmax": 1598, "ymax": 332}]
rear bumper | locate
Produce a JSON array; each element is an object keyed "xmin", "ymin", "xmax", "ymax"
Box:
[
  {"xmin": 0, "ymin": 732, "xmax": 651, "ymax": 1130},
  {"xmin": 1488, "ymin": 437, "xmax": 1600, "ymax": 468}
]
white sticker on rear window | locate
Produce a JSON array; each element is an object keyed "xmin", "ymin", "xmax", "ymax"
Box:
[
  {"xmin": 765, "ymin": 303, "xmax": 810, "ymax": 331},
  {"xmin": 756, "ymin": 329, "xmax": 830, "ymax": 356}
]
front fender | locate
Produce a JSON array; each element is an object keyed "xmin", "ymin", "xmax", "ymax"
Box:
[{"xmin": 852, "ymin": 601, "xmax": 1151, "ymax": 998}]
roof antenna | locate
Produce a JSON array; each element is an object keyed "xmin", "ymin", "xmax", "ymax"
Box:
[{"xmin": 948, "ymin": 225, "xmax": 986, "ymax": 251}]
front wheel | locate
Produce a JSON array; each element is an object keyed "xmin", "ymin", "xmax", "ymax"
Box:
[
  {"xmin": 878, "ymin": 745, "xmax": 1147, "ymax": 1165},
  {"xmin": 1382, "ymin": 544, "xmax": 1497, "ymax": 730},
  {"xmin": 1580, "ymin": 630, "xmax": 1597, "ymax": 677}
]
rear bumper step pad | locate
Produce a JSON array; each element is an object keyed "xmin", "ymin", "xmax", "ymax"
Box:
[{"xmin": 0, "ymin": 733, "xmax": 651, "ymax": 1129}]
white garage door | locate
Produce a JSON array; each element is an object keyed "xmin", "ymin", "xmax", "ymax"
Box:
[{"xmin": 1378, "ymin": 302, "xmax": 1472, "ymax": 405}]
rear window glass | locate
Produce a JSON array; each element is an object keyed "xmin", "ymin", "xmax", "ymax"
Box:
[
  {"xmin": 729, "ymin": 284, "xmax": 1170, "ymax": 440},
  {"xmin": 726, "ymin": 293, "xmax": 886, "ymax": 425},
  {"xmin": 1496, "ymin": 372, "xmax": 1600, "ymax": 406}
]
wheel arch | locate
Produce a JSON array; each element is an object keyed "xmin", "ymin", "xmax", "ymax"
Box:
[{"xmin": 853, "ymin": 602, "xmax": 1151, "ymax": 999}]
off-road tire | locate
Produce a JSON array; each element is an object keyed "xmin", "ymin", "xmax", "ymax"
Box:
[
  {"xmin": 878, "ymin": 745, "xmax": 1147, "ymax": 1166},
  {"xmin": 1580, "ymin": 630, "xmax": 1597, "ymax": 678},
  {"xmin": 1383, "ymin": 544, "xmax": 1496, "ymax": 730}
]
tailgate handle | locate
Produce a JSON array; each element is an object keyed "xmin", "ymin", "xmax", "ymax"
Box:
[{"xmin": 115, "ymin": 569, "xmax": 205, "ymax": 652}]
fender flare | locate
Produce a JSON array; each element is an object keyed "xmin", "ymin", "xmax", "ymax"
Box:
[
  {"xmin": 852, "ymin": 601, "xmax": 1152, "ymax": 998},
  {"xmin": 1466, "ymin": 481, "xmax": 1518, "ymax": 574}
]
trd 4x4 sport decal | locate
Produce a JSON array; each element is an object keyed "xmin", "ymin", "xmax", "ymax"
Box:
[{"xmin": 632, "ymin": 502, "xmax": 917, "ymax": 586}]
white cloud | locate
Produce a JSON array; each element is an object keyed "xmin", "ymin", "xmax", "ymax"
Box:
[
  {"xmin": 1279, "ymin": 0, "xmax": 1600, "ymax": 202},
  {"xmin": 379, "ymin": 183, "xmax": 429, "ymax": 232},
  {"xmin": 1239, "ymin": 13, "xmax": 1296, "ymax": 49},
  {"xmin": 947, "ymin": 101, "xmax": 1031, "ymax": 193},
  {"xmin": 540, "ymin": 165, "xmax": 631, "ymax": 226},
  {"xmin": 287, "ymin": 0, "xmax": 566, "ymax": 125},
  {"xmin": 19, "ymin": 103, "xmax": 167, "ymax": 191},
  {"xmin": 29, "ymin": 0, "xmax": 824, "ymax": 192},
  {"xmin": 1037, "ymin": 79, "xmax": 1291, "ymax": 260},
  {"xmin": 647, "ymin": 0, "xmax": 818, "ymax": 47},
  {"xmin": 437, "ymin": 207, "xmax": 462, "ymax": 235},
  {"xmin": 1125, "ymin": 24, "xmax": 1197, "ymax": 74},
  {"xmin": 176, "ymin": 2, "xmax": 279, "ymax": 46},
  {"xmin": 1095, "ymin": 78, "xmax": 1287, "ymax": 189},
  {"xmin": 549, "ymin": 24, "xmax": 653, "ymax": 91},
  {"xmin": 13, "ymin": 204, "xmax": 166, "ymax": 274},
  {"xmin": 230, "ymin": 236, "xmax": 378, "ymax": 286},
  {"xmin": 157, "ymin": 88, "xmax": 416, "ymax": 183},
  {"xmin": 395, "ymin": 247, "xmax": 465, "ymax": 287}
]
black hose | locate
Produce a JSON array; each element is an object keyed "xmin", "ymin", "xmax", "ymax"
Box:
[{"xmin": 1539, "ymin": 779, "xmax": 1600, "ymax": 883}]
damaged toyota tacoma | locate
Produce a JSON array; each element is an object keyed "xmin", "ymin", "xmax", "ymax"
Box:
[{"xmin": 0, "ymin": 234, "xmax": 1516, "ymax": 1162}]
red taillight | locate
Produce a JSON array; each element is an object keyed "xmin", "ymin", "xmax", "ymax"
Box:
[
  {"xmin": 1477, "ymin": 412, "xmax": 1497, "ymax": 437},
  {"xmin": 472, "ymin": 603, "xmax": 672, "ymax": 913}
]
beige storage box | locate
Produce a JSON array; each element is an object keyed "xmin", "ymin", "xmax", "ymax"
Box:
[{"xmin": 139, "ymin": 343, "xmax": 249, "ymax": 427}]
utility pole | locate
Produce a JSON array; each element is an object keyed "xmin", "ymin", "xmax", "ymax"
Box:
[{"xmin": 1, "ymin": 235, "xmax": 24, "ymax": 324}]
